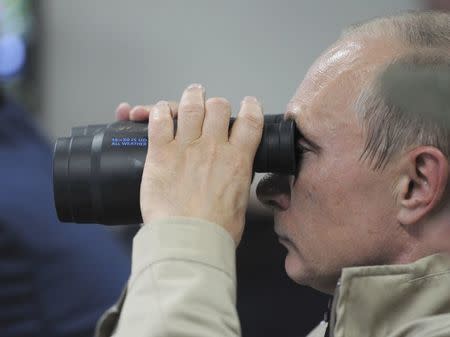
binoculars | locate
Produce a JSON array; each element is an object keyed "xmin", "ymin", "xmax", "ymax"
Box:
[{"xmin": 53, "ymin": 114, "xmax": 299, "ymax": 225}]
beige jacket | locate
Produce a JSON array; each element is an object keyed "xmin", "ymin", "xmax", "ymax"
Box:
[{"xmin": 96, "ymin": 217, "xmax": 450, "ymax": 337}]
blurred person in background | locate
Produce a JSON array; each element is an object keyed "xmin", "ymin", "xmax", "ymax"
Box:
[
  {"xmin": 96, "ymin": 11, "xmax": 450, "ymax": 337},
  {"xmin": 426, "ymin": 0, "xmax": 450, "ymax": 11},
  {"xmin": 0, "ymin": 2, "xmax": 130, "ymax": 337}
]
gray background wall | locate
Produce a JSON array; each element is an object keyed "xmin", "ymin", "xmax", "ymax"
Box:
[
  {"xmin": 37, "ymin": 1, "xmax": 422, "ymax": 213},
  {"xmin": 39, "ymin": 0, "xmax": 420, "ymax": 138}
]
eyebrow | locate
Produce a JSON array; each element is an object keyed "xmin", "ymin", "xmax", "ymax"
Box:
[{"xmin": 285, "ymin": 112, "xmax": 321, "ymax": 151}]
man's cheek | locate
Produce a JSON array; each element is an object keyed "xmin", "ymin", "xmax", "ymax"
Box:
[{"xmin": 292, "ymin": 172, "xmax": 319, "ymax": 200}]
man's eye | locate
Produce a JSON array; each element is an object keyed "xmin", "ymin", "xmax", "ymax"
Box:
[
  {"xmin": 296, "ymin": 142, "xmax": 311, "ymax": 154},
  {"xmin": 294, "ymin": 140, "xmax": 312, "ymax": 180}
]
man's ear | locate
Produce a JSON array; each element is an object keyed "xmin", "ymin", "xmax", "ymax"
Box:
[{"xmin": 397, "ymin": 146, "xmax": 448, "ymax": 226}]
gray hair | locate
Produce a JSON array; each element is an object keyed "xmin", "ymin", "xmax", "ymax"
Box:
[
  {"xmin": 342, "ymin": 11, "xmax": 450, "ymax": 48},
  {"xmin": 343, "ymin": 11, "xmax": 450, "ymax": 170}
]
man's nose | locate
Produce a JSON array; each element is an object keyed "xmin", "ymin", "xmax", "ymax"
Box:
[{"xmin": 256, "ymin": 174, "xmax": 291, "ymax": 211}]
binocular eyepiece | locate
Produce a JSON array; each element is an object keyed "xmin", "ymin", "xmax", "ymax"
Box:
[{"xmin": 53, "ymin": 114, "xmax": 299, "ymax": 225}]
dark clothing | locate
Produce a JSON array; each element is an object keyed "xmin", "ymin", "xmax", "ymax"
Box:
[{"xmin": 0, "ymin": 100, "xmax": 130, "ymax": 337}]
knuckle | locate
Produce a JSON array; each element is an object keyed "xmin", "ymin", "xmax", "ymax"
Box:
[
  {"xmin": 150, "ymin": 110, "xmax": 170, "ymax": 123},
  {"xmin": 204, "ymin": 142, "xmax": 220, "ymax": 160},
  {"xmin": 207, "ymin": 97, "xmax": 231, "ymax": 109},
  {"xmin": 231, "ymin": 156, "xmax": 251, "ymax": 175},
  {"xmin": 242, "ymin": 112, "xmax": 264, "ymax": 131},
  {"xmin": 180, "ymin": 102, "xmax": 204, "ymax": 115}
]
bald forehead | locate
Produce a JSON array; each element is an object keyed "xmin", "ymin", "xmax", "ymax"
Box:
[
  {"xmin": 286, "ymin": 36, "xmax": 405, "ymax": 125},
  {"xmin": 295, "ymin": 40, "xmax": 366, "ymax": 97}
]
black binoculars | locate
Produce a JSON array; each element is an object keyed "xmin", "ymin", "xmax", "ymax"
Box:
[{"xmin": 53, "ymin": 114, "xmax": 299, "ymax": 225}]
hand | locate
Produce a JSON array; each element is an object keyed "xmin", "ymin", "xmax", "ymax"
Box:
[
  {"xmin": 130, "ymin": 84, "xmax": 263, "ymax": 245},
  {"xmin": 115, "ymin": 101, "xmax": 179, "ymax": 121}
]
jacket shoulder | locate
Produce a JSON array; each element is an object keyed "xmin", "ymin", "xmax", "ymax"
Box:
[{"xmin": 387, "ymin": 313, "xmax": 450, "ymax": 337}]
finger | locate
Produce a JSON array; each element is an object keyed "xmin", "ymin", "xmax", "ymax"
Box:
[
  {"xmin": 176, "ymin": 84, "xmax": 205, "ymax": 144},
  {"xmin": 115, "ymin": 102, "xmax": 132, "ymax": 120},
  {"xmin": 128, "ymin": 101, "xmax": 179, "ymax": 121},
  {"xmin": 148, "ymin": 101, "xmax": 174, "ymax": 146},
  {"xmin": 203, "ymin": 97, "xmax": 231, "ymax": 142},
  {"xmin": 130, "ymin": 105, "xmax": 151, "ymax": 121},
  {"xmin": 229, "ymin": 96, "xmax": 264, "ymax": 156},
  {"xmin": 154, "ymin": 101, "xmax": 179, "ymax": 118}
]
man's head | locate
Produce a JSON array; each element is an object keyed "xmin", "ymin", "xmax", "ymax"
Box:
[{"xmin": 256, "ymin": 11, "xmax": 450, "ymax": 294}]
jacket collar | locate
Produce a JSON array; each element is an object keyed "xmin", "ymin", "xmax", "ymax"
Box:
[{"xmin": 330, "ymin": 253, "xmax": 450, "ymax": 337}]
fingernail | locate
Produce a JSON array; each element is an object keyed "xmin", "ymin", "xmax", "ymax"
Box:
[
  {"xmin": 116, "ymin": 102, "xmax": 130, "ymax": 112},
  {"xmin": 130, "ymin": 105, "xmax": 143, "ymax": 115},
  {"xmin": 152, "ymin": 106, "xmax": 160, "ymax": 120},
  {"xmin": 152, "ymin": 101, "xmax": 167, "ymax": 119},
  {"xmin": 242, "ymin": 96, "xmax": 260, "ymax": 105},
  {"xmin": 187, "ymin": 83, "xmax": 204, "ymax": 91},
  {"xmin": 118, "ymin": 102, "xmax": 130, "ymax": 107},
  {"xmin": 156, "ymin": 100, "xmax": 168, "ymax": 106}
]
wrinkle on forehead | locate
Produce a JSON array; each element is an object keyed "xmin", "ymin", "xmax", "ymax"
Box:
[
  {"xmin": 286, "ymin": 71, "xmax": 363, "ymax": 140},
  {"xmin": 285, "ymin": 37, "xmax": 401, "ymax": 127}
]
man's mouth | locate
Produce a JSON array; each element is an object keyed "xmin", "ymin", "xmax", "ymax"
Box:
[
  {"xmin": 277, "ymin": 236, "xmax": 292, "ymax": 252},
  {"xmin": 275, "ymin": 227, "xmax": 290, "ymax": 242},
  {"xmin": 274, "ymin": 223, "xmax": 294, "ymax": 250},
  {"xmin": 277, "ymin": 233, "xmax": 290, "ymax": 241}
]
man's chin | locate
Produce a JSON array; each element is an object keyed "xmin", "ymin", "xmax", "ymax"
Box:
[
  {"xmin": 283, "ymin": 246, "xmax": 310, "ymax": 286},
  {"xmin": 284, "ymin": 249, "xmax": 339, "ymax": 295}
]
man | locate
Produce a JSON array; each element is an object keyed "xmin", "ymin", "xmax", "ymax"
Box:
[{"xmin": 97, "ymin": 11, "xmax": 450, "ymax": 337}]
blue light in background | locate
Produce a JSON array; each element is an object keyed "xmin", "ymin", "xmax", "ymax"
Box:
[{"xmin": 0, "ymin": 33, "xmax": 26, "ymax": 78}]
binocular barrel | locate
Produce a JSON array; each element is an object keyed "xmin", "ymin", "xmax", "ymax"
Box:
[{"xmin": 53, "ymin": 114, "xmax": 299, "ymax": 225}]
